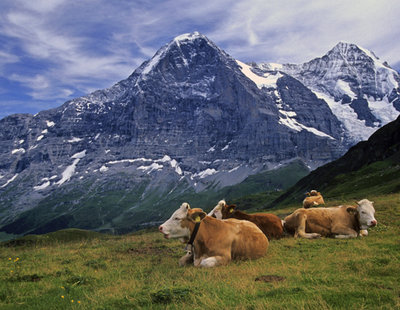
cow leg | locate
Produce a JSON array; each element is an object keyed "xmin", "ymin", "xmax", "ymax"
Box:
[
  {"xmin": 332, "ymin": 226, "xmax": 358, "ymax": 239},
  {"xmin": 178, "ymin": 252, "xmax": 193, "ymax": 266},
  {"xmin": 199, "ymin": 255, "xmax": 230, "ymax": 268},
  {"xmin": 294, "ymin": 213, "xmax": 321, "ymax": 239},
  {"xmin": 193, "ymin": 254, "xmax": 230, "ymax": 267}
]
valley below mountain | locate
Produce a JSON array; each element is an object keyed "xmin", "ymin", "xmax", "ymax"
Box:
[{"xmin": 1, "ymin": 32, "xmax": 399, "ymax": 236}]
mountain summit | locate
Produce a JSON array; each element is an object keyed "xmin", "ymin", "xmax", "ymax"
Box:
[
  {"xmin": 255, "ymin": 41, "xmax": 400, "ymax": 142},
  {"xmin": 1, "ymin": 33, "xmax": 399, "ymax": 235}
]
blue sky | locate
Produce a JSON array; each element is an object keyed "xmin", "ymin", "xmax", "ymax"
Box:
[{"xmin": 1, "ymin": 0, "xmax": 400, "ymax": 119}]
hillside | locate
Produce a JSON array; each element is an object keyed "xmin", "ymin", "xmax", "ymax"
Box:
[
  {"xmin": 1, "ymin": 193, "xmax": 399, "ymax": 309},
  {"xmin": 273, "ymin": 114, "xmax": 400, "ymax": 207}
]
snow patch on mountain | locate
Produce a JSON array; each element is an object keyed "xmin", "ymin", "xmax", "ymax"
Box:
[
  {"xmin": 12, "ymin": 148, "xmax": 25, "ymax": 155},
  {"xmin": 57, "ymin": 150, "xmax": 87, "ymax": 186},
  {"xmin": 366, "ymin": 95, "xmax": 400, "ymax": 125},
  {"xmin": 237, "ymin": 60, "xmax": 283, "ymax": 89},
  {"xmin": 99, "ymin": 155, "xmax": 183, "ymax": 177},
  {"xmin": 193, "ymin": 168, "xmax": 217, "ymax": 179},
  {"xmin": 34, "ymin": 181, "xmax": 50, "ymax": 191},
  {"xmin": 138, "ymin": 163, "xmax": 163, "ymax": 174},
  {"xmin": 1, "ymin": 174, "xmax": 18, "ymax": 188},
  {"xmin": 278, "ymin": 110, "xmax": 335, "ymax": 139},
  {"xmin": 313, "ymin": 91, "xmax": 376, "ymax": 141},
  {"xmin": 335, "ymin": 80, "xmax": 357, "ymax": 99},
  {"xmin": 67, "ymin": 137, "xmax": 83, "ymax": 143},
  {"xmin": 100, "ymin": 165, "xmax": 109, "ymax": 173},
  {"xmin": 156, "ymin": 155, "xmax": 183, "ymax": 175}
]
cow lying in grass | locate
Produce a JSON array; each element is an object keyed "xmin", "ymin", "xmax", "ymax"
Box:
[
  {"xmin": 283, "ymin": 199, "xmax": 377, "ymax": 239},
  {"xmin": 208, "ymin": 200, "xmax": 284, "ymax": 239},
  {"xmin": 159, "ymin": 202, "xmax": 269, "ymax": 267},
  {"xmin": 303, "ymin": 190, "xmax": 325, "ymax": 208}
]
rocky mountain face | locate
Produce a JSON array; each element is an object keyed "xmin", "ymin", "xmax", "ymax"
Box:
[{"xmin": 1, "ymin": 33, "xmax": 399, "ymax": 235}]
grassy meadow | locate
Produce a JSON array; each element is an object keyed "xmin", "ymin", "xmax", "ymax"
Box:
[{"xmin": 0, "ymin": 194, "xmax": 399, "ymax": 309}]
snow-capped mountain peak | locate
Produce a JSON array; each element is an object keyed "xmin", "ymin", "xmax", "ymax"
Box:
[
  {"xmin": 251, "ymin": 41, "xmax": 400, "ymax": 143},
  {"xmin": 173, "ymin": 31, "xmax": 206, "ymax": 44},
  {"xmin": 138, "ymin": 32, "xmax": 228, "ymax": 77}
]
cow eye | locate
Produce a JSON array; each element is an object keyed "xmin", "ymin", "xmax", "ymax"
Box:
[{"xmin": 174, "ymin": 217, "xmax": 180, "ymax": 220}]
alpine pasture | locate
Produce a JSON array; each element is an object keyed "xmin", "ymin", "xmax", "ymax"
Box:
[{"xmin": 1, "ymin": 194, "xmax": 399, "ymax": 309}]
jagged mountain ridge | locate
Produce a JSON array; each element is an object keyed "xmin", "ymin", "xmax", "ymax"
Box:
[
  {"xmin": 254, "ymin": 41, "xmax": 400, "ymax": 142},
  {"xmin": 0, "ymin": 32, "xmax": 399, "ymax": 235}
]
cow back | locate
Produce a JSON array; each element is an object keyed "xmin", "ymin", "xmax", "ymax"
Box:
[
  {"xmin": 229, "ymin": 211, "xmax": 283, "ymax": 240},
  {"xmin": 284, "ymin": 206, "xmax": 359, "ymax": 236},
  {"xmin": 194, "ymin": 217, "xmax": 268, "ymax": 261}
]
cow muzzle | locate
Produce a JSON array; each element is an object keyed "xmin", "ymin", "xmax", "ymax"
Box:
[
  {"xmin": 369, "ymin": 219, "xmax": 377, "ymax": 227},
  {"xmin": 158, "ymin": 225, "xmax": 170, "ymax": 239}
]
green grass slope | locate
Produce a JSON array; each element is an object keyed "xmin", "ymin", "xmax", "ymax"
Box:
[{"xmin": 1, "ymin": 194, "xmax": 399, "ymax": 309}]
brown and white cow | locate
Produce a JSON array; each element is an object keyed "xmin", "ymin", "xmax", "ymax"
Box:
[
  {"xmin": 208, "ymin": 200, "xmax": 284, "ymax": 239},
  {"xmin": 303, "ymin": 190, "xmax": 325, "ymax": 208},
  {"xmin": 159, "ymin": 202, "xmax": 269, "ymax": 267},
  {"xmin": 283, "ymin": 199, "xmax": 377, "ymax": 239}
]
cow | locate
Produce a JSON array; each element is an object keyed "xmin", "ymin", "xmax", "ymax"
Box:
[
  {"xmin": 283, "ymin": 199, "xmax": 377, "ymax": 239},
  {"xmin": 159, "ymin": 202, "xmax": 269, "ymax": 267},
  {"xmin": 208, "ymin": 200, "xmax": 284, "ymax": 239},
  {"xmin": 303, "ymin": 190, "xmax": 325, "ymax": 208}
]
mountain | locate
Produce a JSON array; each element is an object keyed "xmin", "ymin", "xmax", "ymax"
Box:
[
  {"xmin": 0, "ymin": 33, "xmax": 399, "ymax": 235},
  {"xmin": 273, "ymin": 114, "xmax": 400, "ymax": 206},
  {"xmin": 254, "ymin": 42, "xmax": 400, "ymax": 142}
]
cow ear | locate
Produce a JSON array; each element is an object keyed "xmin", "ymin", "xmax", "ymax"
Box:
[
  {"xmin": 228, "ymin": 204, "xmax": 236, "ymax": 213},
  {"xmin": 347, "ymin": 207, "xmax": 358, "ymax": 215},
  {"xmin": 189, "ymin": 211, "xmax": 206, "ymax": 222},
  {"xmin": 181, "ymin": 202, "xmax": 191, "ymax": 210}
]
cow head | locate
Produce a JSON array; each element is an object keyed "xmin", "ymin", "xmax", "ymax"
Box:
[
  {"xmin": 221, "ymin": 203, "xmax": 236, "ymax": 218},
  {"xmin": 159, "ymin": 203, "xmax": 206, "ymax": 241},
  {"xmin": 208, "ymin": 200, "xmax": 225, "ymax": 219},
  {"xmin": 347, "ymin": 199, "xmax": 377, "ymax": 232},
  {"xmin": 357, "ymin": 199, "xmax": 377, "ymax": 230},
  {"xmin": 208, "ymin": 200, "xmax": 236, "ymax": 219}
]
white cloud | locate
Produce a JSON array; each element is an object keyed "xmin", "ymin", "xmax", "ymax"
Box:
[
  {"xmin": 0, "ymin": 50, "xmax": 19, "ymax": 66},
  {"xmin": 9, "ymin": 74, "xmax": 49, "ymax": 90},
  {"xmin": 207, "ymin": 0, "xmax": 400, "ymax": 65},
  {"xmin": 15, "ymin": 0, "xmax": 66, "ymax": 13}
]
